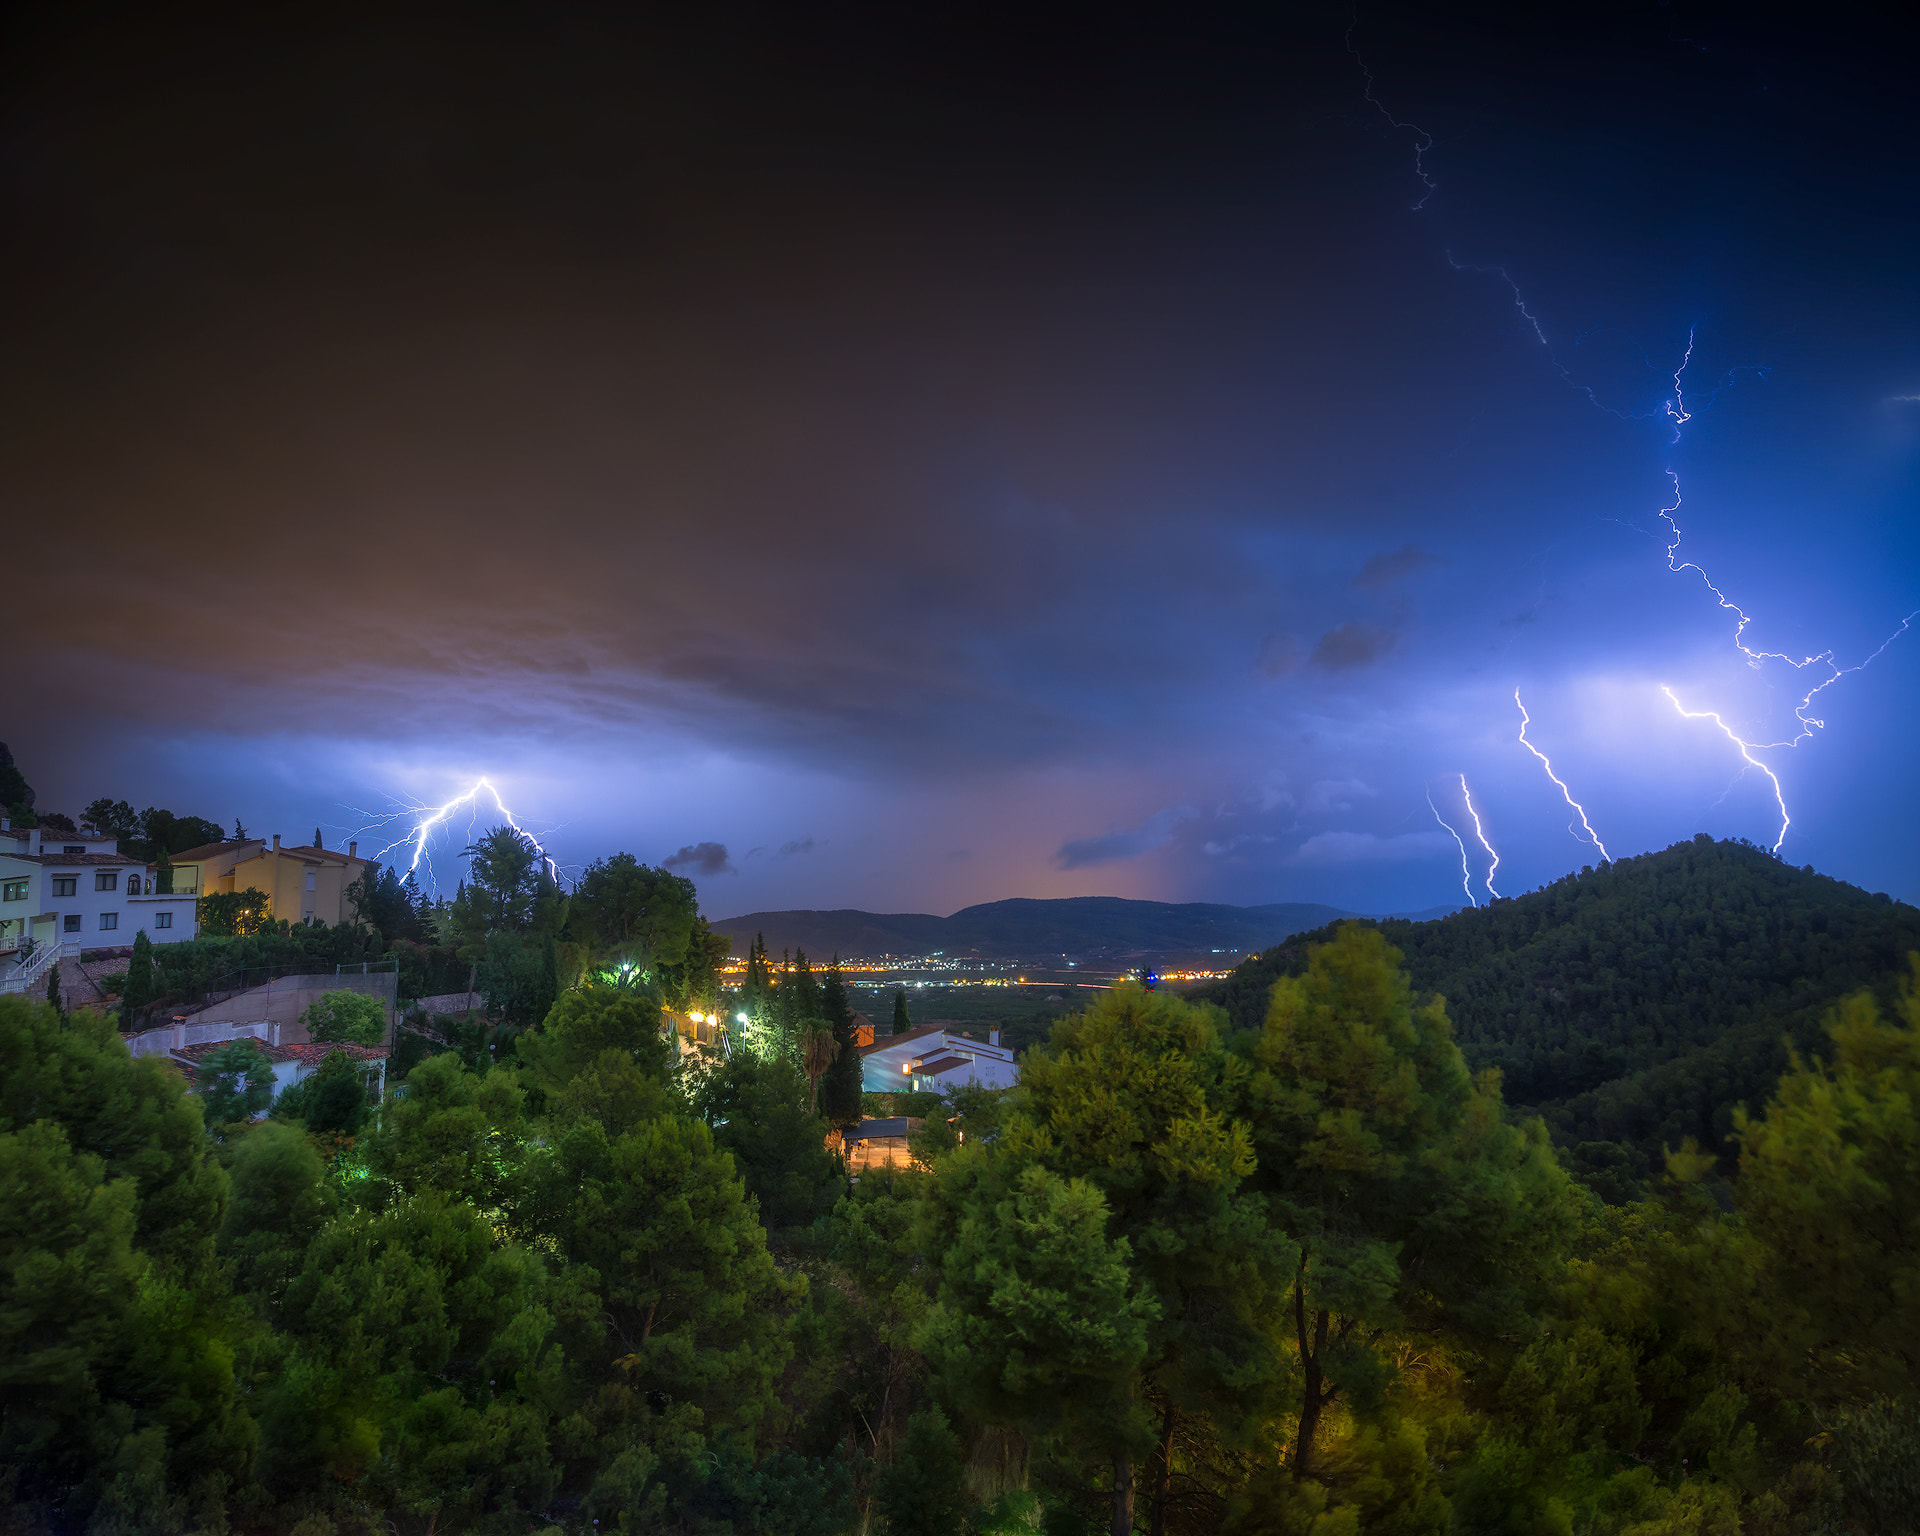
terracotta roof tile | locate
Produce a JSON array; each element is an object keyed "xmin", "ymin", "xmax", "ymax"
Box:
[
  {"xmin": 168, "ymin": 839, "xmax": 262, "ymax": 863},
  {"xmin": 8, "ymin": 851, "xmax": 141, "ymax": 866},
  {"xmin": 171, "ymin": 1038, "xmax": 282, "ymax": 1064},
  {"xmin": 277, "ymin": 1041, "xmax": 389, "ymax": 1066},
  {"xmin": 273, "ymin": 845, "xmax": 368, "ymax": 865}
]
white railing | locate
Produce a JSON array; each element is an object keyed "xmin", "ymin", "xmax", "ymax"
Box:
[
  {"xmin": 0, "ymin": 938, "xmax": 61, "ymax": 995},
  {"xmin": 125, "ymin": 1019, "xmax": 278, "ymax": 1057}
]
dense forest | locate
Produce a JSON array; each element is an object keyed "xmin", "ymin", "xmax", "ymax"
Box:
[
  {"xmin": 1190, "ymin": 836, "xmax": 1920, "ymax": 1198},
  {"xmin": 4, "ymin": 830, "xmax": 1917, "ymax": 1534}
]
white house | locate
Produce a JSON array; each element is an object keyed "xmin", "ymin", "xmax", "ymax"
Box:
[
  {"xmin": 0, "ymin": 822, "xmax": 199, "ymax": 990},
  {"xmin": 168, "ymin": 1034, "xmax": 388, "ymax": 1110},
  {"xmin": 859, "ymin": 1023, "xmax": 1019, "ymax": 1094}
]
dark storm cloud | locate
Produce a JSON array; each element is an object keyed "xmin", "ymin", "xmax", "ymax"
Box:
[
  {"xmin": 664, "ymin": 842, "xmax": 734, "ymax": 877},
  {"xmin": 1310, "ymin": 623, "xmax": 1398, "ymax": 671},
  {"xmin": 1352, "ymin": 545, "xmax": 1443, "ymax": 589},
  {"xmin": 8, "ymin": 3, "xmax": 1920, "ymax": 909},
  {"xmin": 1056, "ymin": 808, "xmax": 1192, "ymax": 870}
]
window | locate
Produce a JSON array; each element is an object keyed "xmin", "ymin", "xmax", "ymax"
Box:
[
  {"xmin": 63, "ymin": 845, "xmax": 85, "ymax": 855},
  {"xmin": 305, "ymin": 871, "xmax": 316, "ymax": 892},
  {"xmin": 2, "ymin": 880, "xmax": 26, "ymax": 902},
  {"xmin": 53, "ymin": 875, "xmax": 77, "ymax": 897},
  {"xmin": 98, "ymin": 912, "xmax": 118, "ymax": 931},
  {"xmin": 63, "ymin": 914, "xmax": 81, "ymax": 933},
  {"xmin": 154, "ymin": 911, "xmax": 173, "ymax": 929},
  {"xmin": 128, "ymin": 875, "xmax": 143, "ymax": 895},
  {"xmin": 96, "ymin": 871, "xmax": 119, "ymax": 892}
]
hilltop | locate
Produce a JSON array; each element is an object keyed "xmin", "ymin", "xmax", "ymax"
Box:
[
  {"xmin": 1188, "ymin": 834, "xmax": 1920, "ymax": 1197},
  {"xmin": 710, "ymin": 894, "xmax": 1459, "ymax": 961}
]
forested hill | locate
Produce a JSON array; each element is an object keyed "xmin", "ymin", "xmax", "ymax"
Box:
[
  {"xmin": 1188, "ymin": 835, "xmax": 1920, "ymax": 1197},
  {"xmin": 711, "ymin": 895, "xmax": 1458, "ymax": 959}
]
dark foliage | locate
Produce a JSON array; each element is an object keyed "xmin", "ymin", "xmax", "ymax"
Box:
[{"xmin": 1190, "ymin": 835, "xmax": 1920, "ymax": 1187}]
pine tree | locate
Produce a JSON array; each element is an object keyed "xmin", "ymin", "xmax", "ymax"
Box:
[
  {"xmin": 123, "ymin": 930, "xmax": 155, "ymax": 1022},
  {"xmin": 46, "ymin": 959, "xmax": 62, "ymax": 1014},
  {"xmin": 741, "ymin": 932, "xmax": 773, "ymax": 1026},
  {"xmin": 1243, "ymin": 923, "xmax": 1579, "ymax": 1480},
  {"xmin": 892, "ymin": 988, "xmax": 911, "ymax": 1035},
  {"xmin": 925, "ymin": 983, "xmax": 1290, "ymax": 1536},
  {"xmin": 819, "ymin": 956, "xmax": 864, "ymax": 1127}
]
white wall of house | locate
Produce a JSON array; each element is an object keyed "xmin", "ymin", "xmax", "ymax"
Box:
[
  {"xmin": 2, "ymin": 827, "xmax": 198, "ymax": 951},
  {"xmin": 859, "ymin": 1026, "xmax": 1019, "ymax": 1093}
]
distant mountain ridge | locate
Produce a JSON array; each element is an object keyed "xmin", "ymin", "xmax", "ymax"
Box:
[{"xmin": 709, "ymin": 895, "xmax": 1460, "ymax": 960}]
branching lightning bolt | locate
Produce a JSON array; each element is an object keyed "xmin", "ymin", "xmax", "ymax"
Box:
[
  {"xmin": 1427, "ymin": 787, "xmax": 1477, "ymax": 908},
  {"xmin": 1661, "ymin": 687, "xmax": 1790, "ymax": 852},
  {"xmin": 1515, "ymin": 690, "xmax": 1610, "ymax": 862},
  {"xmin": 1658, "ymin": 343, "xmax": 1918, "ymax": 751},
  {"xmin": 350, "ymin": 777, "xmax": 559, "ymax": 891},
  {"xmin": 1459, "ymin": 774, "xmax": 1500, "ymax": 901},
  {"xmin": 1352, "ymin": 16, "xmax": 1914, "ymax": 862}
]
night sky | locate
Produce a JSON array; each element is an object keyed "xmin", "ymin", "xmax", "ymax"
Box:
[{"xmin": 9, "ymin": 3, "xmax": 1918, "ymax": 916}]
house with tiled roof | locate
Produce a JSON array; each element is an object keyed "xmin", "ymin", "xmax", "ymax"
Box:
[
  {"xmin": 169, "ymin": 832, "xmax": 372, "ymax": 927},
  {"xmin": 1, "ymin": 821, "xmax": 199, "ymax": 989},
  {"xmin": 858, "ymin": 1023, "xmax": 1018, "ymax": 1093},
  {"xmin": 169, "ymin": 1035, "xmax": 388, "ymax": 1108}
]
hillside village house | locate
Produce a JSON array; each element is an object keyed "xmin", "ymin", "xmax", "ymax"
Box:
[
  {"xmin": 858, "ymin": 1023, "xmax": 1019, "ymax": 1093},
  {"xmin": 0, "ymin": 822, "xmax": 199, "ymax": 988},
  {"xmin": 168, "ymin": 833, "xmax": 371, "ymax": 926}
]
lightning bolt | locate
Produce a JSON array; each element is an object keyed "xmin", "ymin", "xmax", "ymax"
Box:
[
  {"xmin": 1459, "ymin": 774, "xmax": 1500, "ymax": 900},
  {"xmin": 1344, "ymin": 11, "xmax": 1436, "ymax": 209},
  {"xmin": 1352, "ymin": 19, "xmax": 1913, "ymax": 862},
  {"xmin": 1427, "ymin": 786, "xmax": 1477, "ymax": 908},
  {"xmin": 1661, "ymin": 687, "xmax": 1790, "ymax": 853},
  {"xmin": 1649, "ymin": 340, "xmax": 1916, "ymax": 848},
  {"xmin": 1515, "ymin": 690, "xmax": 1611, "ymax": 862},
  {"xmin": 355, "ymin": 777, "xmax": 558, "ymax": 890}
]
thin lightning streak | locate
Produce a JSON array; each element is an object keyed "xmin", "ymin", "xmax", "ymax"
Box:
[
  {"xmin": 1515, "ymin": 690, "xmax": 1611, "ymax": 862},
  {"xmin": 1662, "ymin": 687, "xmax": 1791, "ymax": 853},
  {"xmin": 1459, "ymin": 775, "xmax": 1500, "ymax": 901},
  {"xmin": 1427, "ymin": 787, "xmax": 1478, "ymax": 908},
  {"xmin": 1352, "ymin": 12, "xmax": 1912, "ymax": 857},
  {"xmin": 1344, "ymin": 11, "xmax": 1436, "ymax": 209},
  {"xmin": 364, "ymin": 777, "xmax": 558, "ymax": 889},
  {"xmin": 1656, "ymin": 336, "xmax": 1917, "ymax": 759}
]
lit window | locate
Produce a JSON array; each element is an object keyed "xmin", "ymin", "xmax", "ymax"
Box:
[
  {"xmin": 98, "ymin": 912, "xmax": 117, "ymax": 931},
  {"xmin": 1, "ymin": 880, "xmax": 26, "ymax": 902},
  {"xmin": 96, "ymin": 871, "xmax": 119, "ymax": 892},
  {"xmin": 63, "ymin": 914, "xmax": 81, "ymax": 933},
  {"xmin": 53, "ymin": 876, "xmax": 77, "ymax": 897},
  {"xmin": 154, "ymin": 911, "xmax": 173, "ymax": 929}
]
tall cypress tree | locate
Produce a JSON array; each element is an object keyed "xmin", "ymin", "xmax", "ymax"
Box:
[
  {"xmin": 819, "ymin": 956, "xmax": 864, "ymax": 1127},
  {"xmin": 741, "ymin": 932, "xmax": 773, "ymax": 1024},
  {"xmin": 891, "ymin": 988, "xmax": 911, "ymax": 1036},
  {"xmin": 123, "ymin": 930, "xmax": 156, "ymax": 1023}
]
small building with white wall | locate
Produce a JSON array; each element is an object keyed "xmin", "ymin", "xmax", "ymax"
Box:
[{"xmin": 859, "ymin": 1023, "xmax": 1018, "ymax": 1094}]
